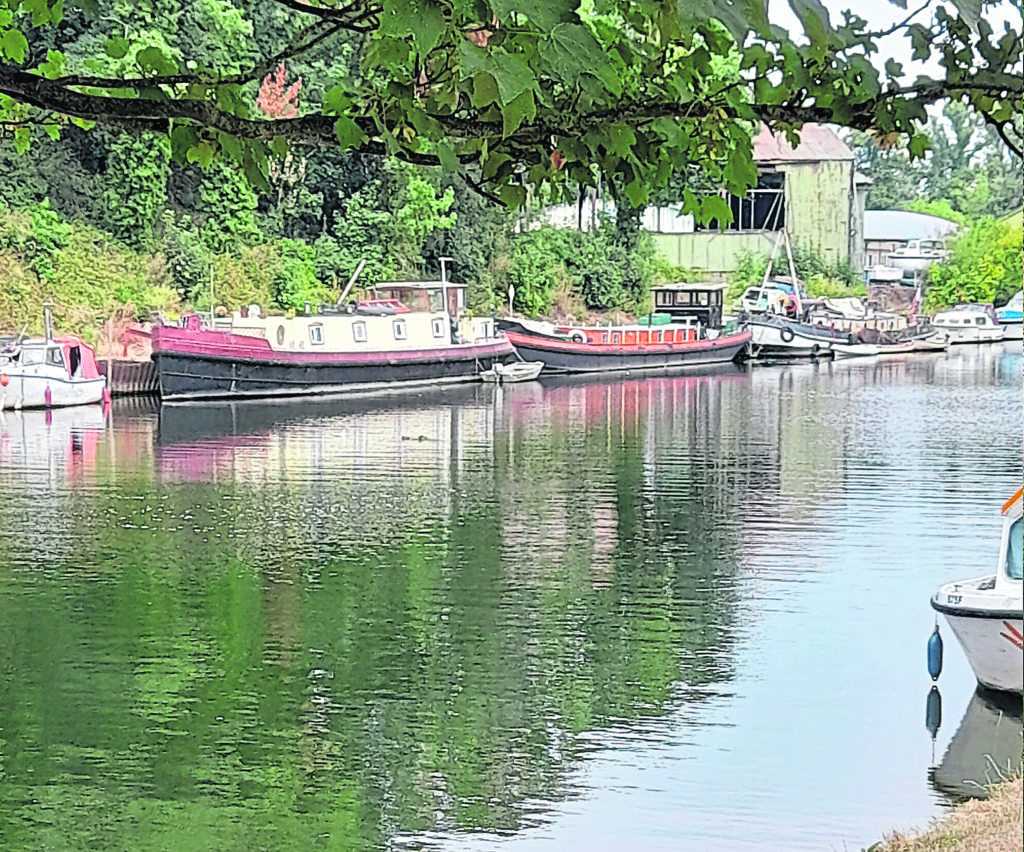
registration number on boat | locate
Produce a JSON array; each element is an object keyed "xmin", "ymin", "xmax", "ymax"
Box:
[{"xmin": 946, "ymin": 594, "xmax": 962, "ymax": 605}]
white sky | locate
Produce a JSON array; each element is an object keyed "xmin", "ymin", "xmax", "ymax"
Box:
[{"xmin": 772, "ymin": 0, "xmax": 1021, "ymax": 78}]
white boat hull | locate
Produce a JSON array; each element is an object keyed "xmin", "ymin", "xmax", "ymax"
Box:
[
  {"xmin": 748, "ymin": 321, "xmax": 845, "ymax": 357},
  {"xmin": 998, "ymin": 321, "xmax": 1022, "ymax": 340},
  {"xmin": 0, "ymin": 372, "xmax": 106, "ymax": 409},
  {"xmin": 888, "ymin": 257, "xmax": 935, "ymax": 274},
  {"xmin": 829, "ymin": 342, "xmax": 879, "ymax": 359},
  {"xmin": 481, "ymin": 361, "xmax": 544, "ymax": 383},
  {"xmin": 932, "ymin": 577, "xmax": 1023, "ymax": 695},
  {"xmin": 933, "ymin": 325, "xmax": 1006, "ymax": 344}
]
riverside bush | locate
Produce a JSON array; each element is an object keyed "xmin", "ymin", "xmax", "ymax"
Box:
[
  {"xmin": 926, "ymin": 217, "xmax": 1023, "ymax": 310},
  {"xmin": 508, "ymin": 223, "xmax": 657, "ymax": 317},
  {"xmin": 273, "ymin": 238, "xmax": 335, "ymax": 311}
]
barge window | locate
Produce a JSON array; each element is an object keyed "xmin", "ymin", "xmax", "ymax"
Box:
[
  {"xmin": 47, "ymin": 347, "xmax": 64, "ymax": 367},
  {"xmin": 612, "ymin": 332, "xmax": 621, "ymax": 344},
  {"xmin": 432, "ymin": 318, "xmax": 445, "ymax": 338},
  {"xmin": 309, "ymin": 324, "xmax": 324, "ymax": 345},
  {"xmin": 352, "ymin": 321, "xmax": 367, "ymax": 342},
  {"xmin": 22, "ymin": 348, "xmax": 43, "ymax": 365},
  {"xmin": 1006, "ymin": 517, "xmax": 1022, "ymax": 581},
  {"xmin": 393, "ymin": 320, "xmax": 407, "ymax": 340}
]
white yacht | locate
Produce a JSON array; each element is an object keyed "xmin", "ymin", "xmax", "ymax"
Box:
[
  {"xmin": 931, "ymin": 488, "xmax": 1023, "ymax": 695},
  {"xmin": 931, "ymin": 304, "xmax": 1005, "ymax": 344},
  {"xmin": 0, "ymin": 306, "xmax": 108, "ymax": 409},
  {"xmin": 887, "ymin": 239, "xmax": 949, "ymax": 273}
]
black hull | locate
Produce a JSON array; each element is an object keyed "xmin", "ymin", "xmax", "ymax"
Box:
[
  {"xmin": 154, "ymin": 351, "xmax": 505, "ymax": 401},
  {"xmin": 508, "ymin": 338, "xmax": 749, "ymax": 374}
]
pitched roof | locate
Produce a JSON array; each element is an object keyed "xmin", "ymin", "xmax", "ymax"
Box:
[{"xmin": 753, "ymin": 124, "xmax": 854, "ymax": 164}]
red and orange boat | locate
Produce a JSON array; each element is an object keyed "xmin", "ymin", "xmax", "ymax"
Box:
[{"xmin": 498, "ymin": 317, "xmax": 750, "ymax": 374}]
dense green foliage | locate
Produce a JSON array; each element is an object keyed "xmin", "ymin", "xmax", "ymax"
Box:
[
  {"xmin": 849, "ymin": 103, "xmax": 1023, "ymax": 219},
  {"xmin": 926, "ymin": 216, "xmax": 1024, "ymax": 311},
  {"xmin": 0, "ymin": 0, "xmax": 1017, "ymax": 214},
  {"xmin": 0, "ymin": 4, "xmax": 1017, "ymax": 332}
]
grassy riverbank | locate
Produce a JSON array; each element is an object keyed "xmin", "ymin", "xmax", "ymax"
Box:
[{"xmin": 868, "ymin": 775, "xmax": 1022, "ymax": 852}]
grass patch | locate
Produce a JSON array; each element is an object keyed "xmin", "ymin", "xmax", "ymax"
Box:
[{"xmin": 867, "ymin": 775, "xmax": 1022, "ymax": 852}]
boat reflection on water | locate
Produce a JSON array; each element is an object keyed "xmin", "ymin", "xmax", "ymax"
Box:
[
  {"xmin": 930, "ymin": 687, "xmax": 1023, "ymax": 801},
  {"xmin": 154, "ymin": 383, "xmax": 499, "ymax": 486},
  {"xmin": 0, "ymin": 405, "xmax": 109, "ymax": 487}
]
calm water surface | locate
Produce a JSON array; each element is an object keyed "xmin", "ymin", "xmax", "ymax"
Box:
[{"xmin": 0, "ymin": 343, "xmax": 1021, "ymax": 851}]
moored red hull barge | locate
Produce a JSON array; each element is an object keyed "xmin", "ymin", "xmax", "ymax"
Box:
[
  {"xmin": 152, "ymin": 326, "xmax": 513, "ymax": 401},
  {"xmin": 501, "ymin": 323, "xmax": 751, "ymax": 374}
]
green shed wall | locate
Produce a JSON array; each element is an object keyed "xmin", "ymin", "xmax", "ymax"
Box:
[{"xmin": 654, "ymin": 159, "xmax": 855, "ymax": 277}]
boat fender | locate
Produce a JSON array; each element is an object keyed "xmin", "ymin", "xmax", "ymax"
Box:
[
  {"xmin": 570, "ymin": 331, "xmax": 587, "ymax": 344},
  {"xmin": 779, "ymin": 326, "xmax": 795, "ymax": 343},
  {"xmin": 811, "ymin": 344, "xmax": 820, "ymax": 356},
  {"xmin": 927, "ymin": 624, "xmax": 943, "ymax": 681},
  {"xmin": 925, "ymin": 685, "xmax": 942, "ymax": 739}
]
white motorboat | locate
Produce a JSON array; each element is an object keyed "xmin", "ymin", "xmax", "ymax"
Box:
[
  {"xmin": 931, "ymin": 488, "xmax": 1023, "ymax": 695},
  {"xmin": 480, "ymin": 360, "xmax": 544, "ymax": 383},
  {"xmin": 931, "ymin": 304, "xmax": 1005, "ymax": 344},
  {"xmin": 0, "ymin": 307, "xmax": 108, "ymax": 410},
  {"xmin": 995, "ymin": 291, "xmax": 1022, "ymax": 340},
  {"xmin": 865, "ymin": 265, "xmax": 904, "ymax": 283},
  {"xmin": 887, "ymin": 239, "xmax": 949, "ymax": 274}
]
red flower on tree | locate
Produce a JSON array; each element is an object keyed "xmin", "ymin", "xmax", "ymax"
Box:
[{"xmin": 257, "ymin": 64, "xmax": 302, "ymax": 119}]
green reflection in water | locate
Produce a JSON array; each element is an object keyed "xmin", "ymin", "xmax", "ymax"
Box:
[{"xmin": 0, "ymin": 377, "xmax": 750, "ymax": 850}]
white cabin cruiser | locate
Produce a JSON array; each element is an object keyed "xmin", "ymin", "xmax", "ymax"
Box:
[
  {"xmin": 0, "ymin": 306, "xmax": 108, "ymax": 409},
  {"xmin": 931, "ymin": 488, "xmax": 1023, "ymax": 695},
  {"xmin": 931, "ymin": 304, "xmax": 1005, "ymax": 344},
  {"xmin": 887, "ymin": 239, "xmax": 949, "ymax": 274}
]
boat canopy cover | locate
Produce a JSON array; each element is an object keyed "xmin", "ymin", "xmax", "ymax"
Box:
[
  {"xmin": 58, "ymin": 336, "xmax": 102, "ymax": 378},
  {"xmin": 820, "ymin": 298, "xmax": 869, "ymax": 319}
]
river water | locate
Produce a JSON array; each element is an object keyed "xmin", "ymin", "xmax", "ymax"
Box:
[{"xmin": 0, "ymin": 342, "xmax": 1021, "ymax": 851}]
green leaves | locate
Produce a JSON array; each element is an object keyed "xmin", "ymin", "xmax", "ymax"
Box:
[
  {"xmin": 491, "ymin": 52, "xmax": 535, "ymax": 105},
  {"xmin": 334, "ymin": 116, "xmax": 367, "ymax": 149},
  {"xmin": 135, "ymin": 45, "xmax": 177, "ymax": 76},
  {"xmin": 490, "ymin": 0, "xmax": 577, "ymax": 30},
  {"xmin": 413, "ymin": 3, "xmax": 446, "ymax": 56},
  {"xmin": 501, "ymin": 89, "xmax": 536, "ymax": 137},
  {"xmin": 105, "ymin": 36, "xmax": 129, "ymax": 60},
  {"xmin": 1, "ymin": 29, "xmax": 29, "ymax": 63},
  {"xmin": 186, "ymin": 140, "xmax": 217, "ymax": 168},
  {"xmin": 540, "ymin": 24, "xmax": 622, "ymax": 96}
]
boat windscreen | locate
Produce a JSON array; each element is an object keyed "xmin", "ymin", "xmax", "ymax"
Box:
[{"xmin": 1006, "ymin": 517, "xmax": 1023, "ymax": 581}]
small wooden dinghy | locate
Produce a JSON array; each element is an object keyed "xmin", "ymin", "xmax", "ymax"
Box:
[{"xmin": 480, "ymin": 360, "xmax": 544, "ymax": 383}]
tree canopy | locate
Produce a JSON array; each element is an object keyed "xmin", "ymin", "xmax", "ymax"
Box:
[{"xmin": 0, "ymin": 0, "xmax": 1020, "ymax": 213}]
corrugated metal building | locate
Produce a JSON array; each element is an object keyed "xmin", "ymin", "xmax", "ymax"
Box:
[{"xmin": 653, "ymin": 124, "xmax": 868, "ymax": 277}]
